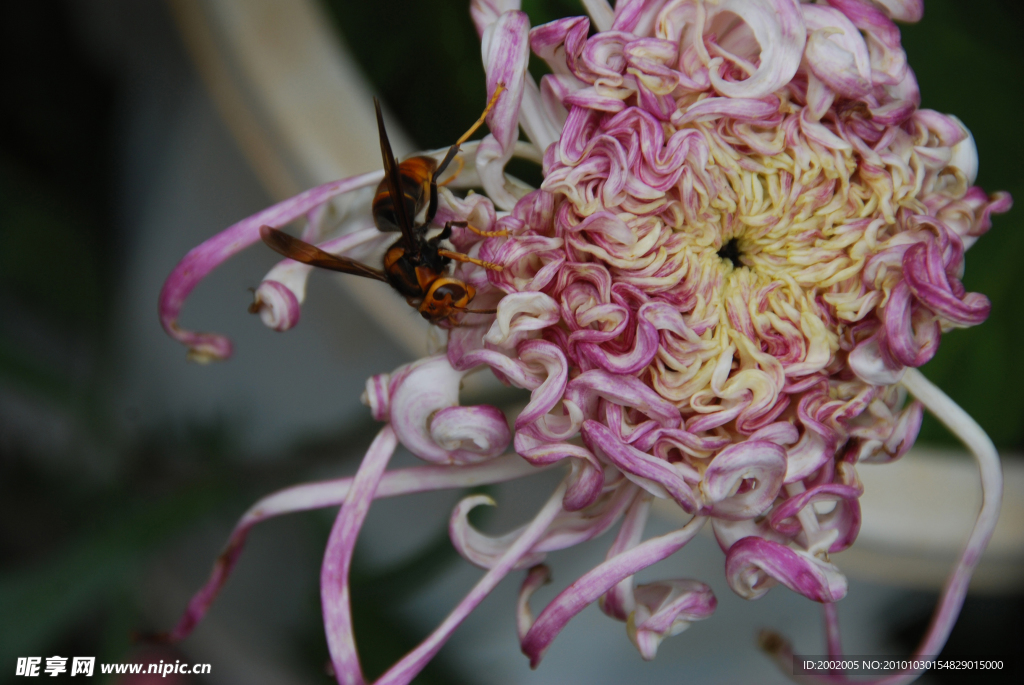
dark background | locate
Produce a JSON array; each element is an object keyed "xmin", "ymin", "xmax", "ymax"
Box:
[{"xmin": 0, "ymin": 1, "xmax": 1020, "ymax": 683}]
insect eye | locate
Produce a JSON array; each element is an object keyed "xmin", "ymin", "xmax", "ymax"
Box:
[{"xmin": 432, "ymin": 283, "xmax": 467, "ymax": 302}]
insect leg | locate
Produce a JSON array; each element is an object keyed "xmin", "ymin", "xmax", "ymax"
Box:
[
  {"xmin": 469, "ymin": 225, "xmax": 509, "ymax": 238},
  {"xmin": 454, "ymin": 83, "xmax": 507, "ymax": 147},
  {"xmin": 437, "ymin": 156, "xmax": 464, "ymax": 186},
  {"xmin": 436, "ymin": 248, "xmax": 504, "ymax": 272},
  {"xmin": 426, "ymin": 83, "xmax": 507, "ymax": 226},
  {"xmin": 425, "ymin": 223, "xmax": 453, "ymax": 250},
  {"xmin": 445, "ymin": 220, "xmax": 509, "ymax": 238},
  {"xmin": 432, "ymin": 83, "xmax": 507, "ymax": 184}
]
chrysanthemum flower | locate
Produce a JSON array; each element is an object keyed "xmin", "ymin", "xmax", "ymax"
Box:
[{"xmin": 159, "ymin": 1, "xmax": 1010, "ymax": 683}]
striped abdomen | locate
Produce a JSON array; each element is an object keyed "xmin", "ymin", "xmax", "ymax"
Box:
[{"xmin": 371, "ymin": 156, "xmax": 438, "ymax": 234}]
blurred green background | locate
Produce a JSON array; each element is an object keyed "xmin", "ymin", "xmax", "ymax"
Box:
[{"xmin": 0, "ymin": 0, "xmax": 1020, "ymax": 683}]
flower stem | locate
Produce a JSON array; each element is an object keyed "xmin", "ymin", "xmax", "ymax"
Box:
[
  {"xmin": 896, "ymin": 369, "xmax": 1002, "ymax": 661},
  {"xmin": 765, "ymin": 368, "xmax": 1002, "ymax": 685},
  {"xmin": 822, "ymin": 602, "xmax": 843, "ymax": 661}
]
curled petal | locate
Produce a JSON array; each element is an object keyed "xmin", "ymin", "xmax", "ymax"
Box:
[
  {"xmin": 449, "ymin": 494, "xmax": 545, "ymax": 569},
  {"xmin": 801, "ymin": 4, "xmax": 872, "ymax": 98},
  {"xmin": 946, "ymin": 115, "xmax": 978, "ymax": 185},
  {"xmin": 749, "ymin": 422, "xmax": 799, "ymax": 447},
  {"xmin": 482, "ymin": 12, "xmax": 529, "ymax": 150},
  {"xmin": 769, "ymin": 482, "xmax": 863, "ymax": 553},
  {"xmin": 625, "ymin": 37, "xmax": 682, "ymax": 102},
  {"xmin": 537, "ymin": 482, "xmax": 640, "ymax": 554},
  {"xmin": 484, "ymin": 292, "xmax": 561, "ymax": 349},
  {"xmin": 563, "ymin": 455, "xmax": 606, "ymax": 511},
  {"xmin": 703, "ymin": 0, "xmax": 806, "ymax": 99},
  {"xmin": 628, "ymin": 580, "xmax": 717, "ymax": 660},
  {"xmin": 531, "ymin": 16, "xmax": 590, "ymax": 78},
  {"xmin": 158, "ymin": 171, "xmax": 383, "ymax": 361},
  {"xmin": 804, "ymin": 72, "xmax": 835, "ymax": 121},
  {"xmin": 389, "ymin": 355, "xmax": 508, "ymax": 464},
  {"xmin": 251, "ymin": 280, "xmax": 301, "ymax": 332},
  {"xmin": 513, "ymin": 432, "xmax": 604, "ymax": 510},
  {"xmin": 514, "ymin": 340, "xmax": 571, "ymax": 429},
  {"xmin": 430, "ymin": 405, "xmax": 511, "ymax": 461},
  {"xmin": 579, "ymin": 318, "xmax": 658, "ymax": 375},
  {"xmin": 611, "ymin": 0, "xmax": 668, "ymax": 36},
  {"xmin": 702, "ymin": 440, "xmax": 787, "ymax": 519},
  {"xmin": 563, "ymin": 86, "xmax": 628, "ymax": 113},
  {"xmin": 570, "ymin": 210, "xmax": 637, "ymax": 244},
  {"xmin": 882, "ymin": 281, "xmax": 941, "ymax": 368},
  {"xmin": 452, "ymin": 472, "xmax": 635, "ymax": 571},
  {"xmin": 362, "ymin": 373, "xmax": 391, "ymax": 422},
  {"xmin": 783, "ymin": 424, "xmax": 833, "ymax": 484},
  {"xmin": 251, "ymin": 226, "xmax": 386, "ymax": 332},
  {"xmin": 883, "ymin": 400, "xmax": 923, "ymax": 461},
  {"xmin": 826, "ymin": 0, "xmax": 907, "ymax": 87},
  {"xmin": 724, "ymin": 536, "xmax": 848, "ymax": 602},
  {"xmin": 903, "ymin": 241, "xmax": 991, "ymax": 327}
]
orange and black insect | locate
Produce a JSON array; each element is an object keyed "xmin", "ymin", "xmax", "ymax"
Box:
[{"xmin": 259, "ymin": 86, "xmax": 507, "ymax": 324}]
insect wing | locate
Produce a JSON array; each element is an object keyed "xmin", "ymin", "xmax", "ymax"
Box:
[
  {"xmin": 259, "ymin": 226, "xmax": 388, "ymax": 282},
  {"xmin": 373, "ymin": 98, "xmax": 418, "ymax": 250}
]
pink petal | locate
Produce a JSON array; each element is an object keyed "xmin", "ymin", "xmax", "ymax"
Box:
[
  {"xmin": 470, "ymin": 0, "xmax": 523, "ymax": 36},
  {"xmin": 628, "ymin": 580, "xmax": 717, "ymax": 660},
  {"xmin": 478, "ymin": 11, "xmax": 531, "ymax": 208},
  {"xmin": 517, "ymin": 564, "xmax": 552, "ymax": 641},
  {"xmin": 611, "ymin": 0, "xmax": 669, "ymax": 36},
  {"xmin": 724, "ymin": 536, "xmax": 848, "ymax": 602},
  {"xmin": 599, "ymin": 492, "xmax": 652, "ymax": 621},
  {"xmin": 322, "ymin": 426, "xmax": 399, "ymax": 685},
  {"xmin": 521, "ymin": 514, "xmax": 707, "ymax": 667},
  {"xmin": 583, "ymin": 420, "xmax": 699, "ymax": 512}
]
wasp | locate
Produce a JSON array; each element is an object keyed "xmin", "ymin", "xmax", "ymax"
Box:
[{"xmin": 259, "ymin": 86, "xmax": 507, "ymax": 324}]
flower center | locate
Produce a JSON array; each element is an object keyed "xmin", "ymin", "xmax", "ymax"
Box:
[{"xmin": 717, "ymin": 237, "xmax": 743, "ymax": 268}]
